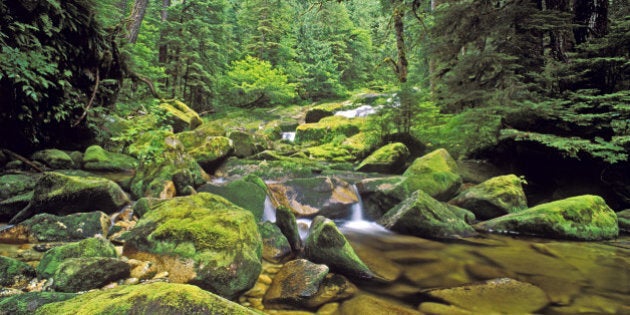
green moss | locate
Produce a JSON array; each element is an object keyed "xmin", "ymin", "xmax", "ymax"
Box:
[
  {"xmin": 37, "ymin": 237, "xmax": 117, "ymax": 279},
  {"xmin": 35, "ymin": 282, "xmax": 260, "ymax": 315},
  {"xmin": 30, "ymin": 149, "xmax": 75, "ymax": 169},
  {"xmin": 451, "ymin": 174, "xmax": 528, "ymax": 220},
  {"xmin": 159, "ymin": 100, "xmax": 203, "ymax": 132},
  {"xmin": 0, "ymin": 173, "xmax": 39, "ymax": 200},
  {"xmin": 0, "ymin": 256, "xmax": 36, "ymax": 286},
  {"xmin": 197, "ymin": 175, "xmax": 267, "ymax": 220},
  {"xmin": 258, "ymin": 221, "xmax": 291, "ymax": 263},
  {"xmin": 0, "ymin": 292, "xmax": 77, "ymax": 315},
  {"xmin": 356, "ymin": 142, "xmax": 410, "ymax": 173},
  {"xmin": 185, "ymin": 136, "xmax": 233, "ymax": 169},
  {"xmin": 295, "ymin": 116, "xmax": 363, "ymax": 144},
  {"xmin": 402, "ymin": 148, "xmax": 462, "ymax": 200},
  {"xmin": 51, "ymin": 257, "xmax": 130, "ymax": 292},
  {"xmin": 342, "ymin": 132, "xmax": 382, "ymax": 157},
  {"xmin": 82, "ymin": 145, "xmax": 138, "ymax": 171}
]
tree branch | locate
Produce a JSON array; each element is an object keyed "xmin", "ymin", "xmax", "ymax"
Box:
[
  {"xmin": 72, "ymin": 68, "xmax": 100, "ymax": 128},
  {"xmin": 1, "ymin": 149, "xmax": 44, "ymax": 172}
]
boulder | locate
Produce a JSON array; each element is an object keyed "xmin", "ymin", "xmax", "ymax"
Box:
[
  {"xmin": 37, "ymin": 237, "xmax": 118, "ymax": 279},
  {"xmin": 229, "ymin": 131, "xmax": 257, "ymax": 158},
  {"xmin": 50, "ymin": 257, "xmax": 130, "ymax": 292},
  {"xmin": 258, "ymin": 221, "xmax": 292, "ymax": 263},
  {"xmin": 30, "ymin": 149, "xmax": 75, "ymax": 169},
  {"xmin": 0, "ymin": 256, "xmax": 36, "ymax": 287},
  {"xmin": 35, "ymin": 282, "xmax": 259, "ymax": 315},
  {"xmin": 304, "ymin": 216, "xmax": 374, "ymax": 281},
  {"xmin": 1, "ymin": 212, "xmax": 110, "ymax": 243},
  {"xmin": 357, "ymin": 176, "xmax": 407, "ymax": 220},
  {"xmin": 0, "ymin": 173, "xmax": 39, "ymax": 200},
  {"xmin": 450, "ymin": 174, "xmax": 527, "ymax": 220},
  {"xmin": 402, "ymin": 148, "xmax": 462, "ymax": 201},
  {"xmin": 423, "ymin": 278, "xmax": 549, "ymax": 314},
  {"xmin": 618, "ymin": 209, "xmax": 630, "ymax": 233},
  {"xmin": 82, "ymin": 145, "xmax": 138, "ymax": 172},
  {"xmin": 176, "ymin": 127, "xmax": 233, "ymax": 171},
  {"xmin": 295, "ymin": 116, "xmax": 362, "ymax": 144},
  {"xmin": 198, "ymin": 175, "xmax": 267, "ymax": 220},
  {"xmin": 0, "ymin": 292, "xmax": 77, "ymax": 315},
  {"xmin": 122, "ymin": 193, "xmax": 262, "ymax": 299},
  {"xmin": 276, "ymin": 205, "xmax": 302, "ymax": 252},
  {"xmin": 378, "ymin": 190, "xmax": 476, "ymax": 239},
  {"xmin": 355, "ymin": 142, "xmax": 410, "ymax": 173},
  {"xmin": 338, "ymin": 294, "xmax": 422, "ymax": 315},
  {"xmin": 263, "ymin": 259, "xmax": 329, "ymax": 309},
  {"xmin": 475, "ymin": 194, "xmax": 619, "ymax": 240},
  {"xmin": 158, "ymin": 99, "xmax": 203, "ymax": 132},
  {"xmin": 9, "ymin": 172, "xmax": 130, "ymax": 224}
]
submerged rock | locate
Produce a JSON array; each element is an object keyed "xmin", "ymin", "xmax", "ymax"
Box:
[
  {"xmin": 304, "ymin": 216, "xmax": 374, "ymax": 281},
  {"xmin": 423, "ymin": 278, "xmax": 549, "ymax": 314},
  {"xmin": 0, "ymin": 256, "xmax": 36, "ymax": 288},
  {"xmin": 50, "ymin": 257, "xmax": 130, "ymax": 292},
  {"xmin": 0, "ymin": 292, "xmax": 77, "ymax": 315},
  {"xmin": 378, "ymin": 190, "xmax": 476, "ymax": 239},
  {"xmin": 122, "ymin": 193, "xmax": 262, "ymax": 299},
  {"xmin": 82, "ymin": 145, "xmax": 137, "ymax": 172},
  {"xmin": 450, "ymin": 174, "xmax": 527, "ymax": 220},
  {"xmin": 30, "ymin": 149, "xmax": 75, "ymax": 169},
  {"xmin": 475, "ymin": 194, "xmax": 619, "ymax": 240},
  {"xmin": 35, "ymin": 282, "xmax": 258, "ymax": 314},
  {"xmin": 355, "ymin": 142, "xmax": 410, "ymax": 174},
  {"xmin": 1, "ymin": 211, "xmax": 110, "ymax": 243},
  {"xmin": 338, "ymin": 294, "xmax": 422, "ymax": 315},
  {"xmin": 36, "ymin": 237, "xmax": 118, "ymax": 279},
  {"xmin": 402, "ymin": 148, "xmax": 462, "ymax": 201},
  {"xmin": 259, "ymin": 221, "xmax": 292, "ymax": 263}
]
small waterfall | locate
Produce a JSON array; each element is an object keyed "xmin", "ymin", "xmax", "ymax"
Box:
[
  {"xmin": 262, "ymin": 195, "xmax": 276, "ymax": 222},
  {"xmin": 281, "ymin": 132, "xmax": 296, "ymax": 142},
  {"xmin": 343, "ymin": 184, "xmax": 390, "ymax": 233},
  {"xmin": 350, "ymin": 184, "xmax": 364, "ymax": 221}
]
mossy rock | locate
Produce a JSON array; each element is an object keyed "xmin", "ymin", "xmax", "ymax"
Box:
[
  {"xmin": 0, "ymin": 173, "xmax": 39, "ymax": 200},
  {"xmin": 263, "ymin": 259, "xmax": 329, "ymax": 309},
  {"xmin": 0, "ymin": 256, "xmax": 36, "ymax": 287},
  {"xmin": 402, "ymin": 148, "xmax": 462, "ymax": 201},
  {"xmin": 357, "ymin": 176, "xmax": 408, "ymax": 220},
  {"xmin": 305, "ymin": 108, "xmax": 334, "ymax": 123},
  {"xmin": 475, "ymin": 195, "xmax": 619, "ymax": 240},
  {"xmin": 275, "ymin": 205, "xmax": 302, "ymax": 252},
  {"xmin": 181, "ymin": 135, "xmax": 233, "ymax": 171},
  {"xmin": 35, "ymin": 282, "xmax": 259, "ymax": 315},
  {"xmin": 50, "ymin": 257, "xmax": 130, "ymax": 293},
  {"xmin": 450, "ymin": 174, "xmax": 527, "ymax": 220},
  {"xmin": 303, "ymin": 144, "xmax": 355, "ymax": 162},
  {"xmin": 295, "ymin": 116, "xmax": 362, "ymax": 144},
  {"xmin": 304, "ymin": 216, "xmax": 374, "ymax": 281},
  {"xmin": 82, "ymin": 145, "xmax": 137, "ymax": 172},
  {"xmin": 37, "ymin": 237, "xmax": 118, "ymax": 279},
  {"xmin": 30, "ymin": 149, "xmax": 75, "ymax": 169},
  {"xmin": 132, "ymin": 197, "xmax": 166, "ymax": 218},
  {"xmin": 1, "ymin": 212, "xmax": 110, "ymax": 243},
  {"xmin": 158, "ymin": 99, "xmax": 203, "ymax": 132},
  {"xmin": 258, "ymin": 221, "xmax": 292, "ymax": 263},
  {"xmin": 197, "ymin": 175, "xmax": 267, "ymax": 220},
  {"xmin": 0, "ymin": 292, "xmax": 77, "ymax": 315},
  {"xmin": 618, "ymin": 209, "xmax": 630, "ymax": 233},
  {"xmin": 0, "ymin": 191, "xmax": 33, "ymax": 221},
  {"xmin": 445, "ymin": 204, "xmax": 476, "ymax": 224},
  {"xmin": 9, "ymin": 172, "xmax": 130, "ymax": 224},
  {"xmin": 356, "ymin": 142, "xmax": 410, "ymax": 174},
  {"xmin": 378, "ymin": 190, "xmax": 477, "ymax": 239},
  {"xmin": 229, "ymin": 131, "xmax": 257, "ymax": 158},
  {"xmin": 122, "ymin": 193, "xmax": 262, "ymax": 299},
  {"xmin": 341, "ymin": 132, "xmax": 382, "ymax": 159}
]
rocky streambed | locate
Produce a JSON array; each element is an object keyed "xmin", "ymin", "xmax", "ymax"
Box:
[{"xmin": 0, "ymin": 98, "xmax": 629, "ymax": 314}]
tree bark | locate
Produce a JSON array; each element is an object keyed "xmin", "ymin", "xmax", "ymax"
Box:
[
  {"xmin": 573, "ymin": 0, "xmax": 608, "ymax": 44},
  {"xmin": 393, "ymin": 7, "xmax": 408, "ymax": 83},
  {"xmin": 158, "ymin": 0, "xmax": 170, "ymax": 64},
  {"xmin": 127, "ymin": 0, "xmax": 149, "ymax": 44}
]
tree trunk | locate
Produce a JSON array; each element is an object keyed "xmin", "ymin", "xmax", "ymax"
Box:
[
  {"xmin": 546, "ymin": 0, "xmax": 572, "ymax": 62},
  {"xmin": 393, "ymin": 7, "xmax": 408, "ymax": 83},
  {"xmin": 573, "ymin": 0, "xmax": 608, "ymax": 44},
  {"xmin": 158, "ymin": 0, "xmax": 170, "ymax": 64},
  {"xmin": 127, "ymin": 0, "xmax": 149, "ymax": 44}
]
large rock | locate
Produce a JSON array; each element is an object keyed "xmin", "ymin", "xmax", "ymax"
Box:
[
  {"xmin": 180, "ymin": 136, "xmax": 233, "ymax": 171},
  {"xmin": 229, "ymin": 131, "xmax": 257, "ymax": 158},
  {"xmin": 357, "ymin": 176, "xmax": 408, "ymax": 220},
  {"xmin": 0, "ymin": 256, "xmax": 36, "ymax": 287},
  {"xmin": 0, "ymin": 292, "xmax": 77, "ymax": 315},
  {"xmin": 158, "ymin": 99, "xmax": 203, "ymax": 132},
  {"xmin": 304, "ymin": 131, "xmax": 382, "ymax": 162},
  {"xmin": 423, "ymin": 278, "xmax": 549, "ymax": 314},
  {"xmin": 35, "ymin": 282, "xmax": 258, "ymax": 315},
  {"xmin": 0, "ymin": 173, "xmax": 38, "ymax": 200},
  {"xmin": 355, "ymin": 142, "xmax": 410, "ymax": 174},
  {"xmin": 82, "ymin": 145, "xmax": 138, "ymax": 172},
  {"xmin": 197, "ymin": 175, "xmax": 267, "ymax": 220},
  {"xmin": 37, "ymin": 237, "xmax": 118, "ymax": 278},
  {"xmin": 1, "ymin": 212, "xmax": 110, "ymax": 243},
  {"xmin": 30, "ymin": 149, "xmax": 75, "ymax": 169},
  {"xmin": 263, "ymin": 259, "xmax": 329, "ymax": 309},
  {"xmin": 9, "ymin": 172, "xmax": 130, "ymax": 224},
  {"xmin": 50, "ymin": 257, "xmax": 130, "ymax": 292},
  {"xmin": 378, "ymin": 190, "xmax": 476, "ymax": 239},
  {"xmin": 450, "ymin": 174, "xmax": 527, "ymax": 220},
  {"xmin": 475, "ymin": 195, "xmax": 619, "ymax": 240},
  {"xmin": 295, "ymin": 116, "xmax": 362, "ymax": 144},
  {"xmin": 402, "ymin": 148, "xmax": 462, "ymax": 201},
  {"xmin": 258, "ymin": 221, "xmax": 292, "ymax": 263},
  {"xmin": 304, "ymin": 216, "xmax": 374, "ymax": 281},
  {"xmin": 122, "ymin": 193, "xmax": 263, "ymax": 299}
]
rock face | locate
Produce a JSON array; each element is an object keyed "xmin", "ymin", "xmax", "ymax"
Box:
[
  {"xmin": 198, "ymin": 175, "xmax": 267, "ymax": 220},
  {"xmin": 402, "ymin": 148, "xmax": 462, "ymax": 201},
  {"xmin": 1, "ymin": 212, "xmax": 110, "ymax": 243},
  {"xmin": 122, "ymin": 193, "xmax": 263, "ymax": 299},
  {"xmin": 37, "ymin": 237, "xmax": 118, "ymax": 278},
  {"xmin": 82, "ymin": 145, "xmax": 137, "ymax": 172},
  {"xmin": 9, "ymin": 172, "xmax": 130, "ymax": 224},
  {"xmin": 304, "ymin": 216, "xmax": 374, "ymax": 281},
  {"xmin": 158, "ymin": 99, "xmax": 203, "ymax": 132},
  {"xmin": 355, "ymin": 142, "xmax": 410, "ymax": 174},
  {"xmin": 475, "ymin": 195, "xmax": 619, "ymax": 240},
  {"xmin": 0, "ymin": 256, "xmax": 36, "ymax": 287},
  {"xmin": 423, "ymin": 278, "xmax": 549, "ymax": 314},
  {"xmin": 259, "ymin": 221, "xmax": 292, "ymax": 263},
  {"xmin": 35, "ymin": 282, "xmax": 258, "ymax": 315},
  {"xmin": 450, "ymin": 174, "xmax": 527, "ymax": 220},
  {"xmin": 378, "ymin": 190, "xmax": 476, "ymax": 239},
  {"xmin": 50, "ymin": 257, "xmax": 130, "ymax": 292},
  {"xmin": 0, "ymin": 292, "xmax": 77, "ymax": 315},
  {"xmin": 30, "ymin": 149, "xmax": 75, "ymax": 169}
]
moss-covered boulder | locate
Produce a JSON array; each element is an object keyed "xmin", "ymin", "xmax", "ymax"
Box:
[
  {"xmin": 1, "ymin": 211, "xmax": 110, "ymax": 243},
  {"xmin": 378, "ymin": 190, "xmax": 476, "ymax": 239},
  {"xmin": 401, "ymin": 148, "xmax": 462, "ymax": 201},
  {"xmin": 0, "ymin": 292, "xmax": 77, "ymax": 315},
  {"xmin": 295, "ymin": 116, "xmax": 362, "ymax": 144},
  {"xmin": 35, "ymin": 282, "xmax": 259, "ymax": 315},
  {"xmin": 122, "ymin": 193, "xmax": 263, "ymax": 299},
  {"xmin": 356, "ymin": 142, "xmax": 410, "ymax": 174},
  {"xmin": 303, "ymin": 132, "xmax": 383, "ymax": 163},
  {"xmin": 229, "ymin": 131, "xmax": 257, "ymax": 158},
  {"xmin": 475, "ymin": 195, "xmax": 619, "ymax": 240},
  {"xmin": 423, "ymin": 278, "xmax": 549, "ymax": 314},
  {"xmin": 276, "ymin": 205, "xmax": 302, "ymax": 252},
  {"xmin": 450, "ymin": 174, "xmax": 527, "ymax": 220},
  {"xmin": 0, "ymin": 191, "xmax": 33, "ymax": 221},
  {"xmin": 131, "ymin": 197, "xmax": 166, "ymax": 218},
  {"xmin": 304, "ymin": 216, "xmax": 374, "ymax": 281},
  {"xmin": 82, "ymin": 145, "xmax": 137, "ymax": 172},
  {"xmin": 618, "ymin": 209, "xmax": 630, "ymax": 233},
  {"xmin": 0, "ymin": 173, "xmax": 39, "ymax": 200},
  {"xmin": 197, "ymin": 175, "xmax": 267, "ymax": 220},
  {"xmin": 0, "ymin": 256, "xmax": 36, "ymax": 287},
  {"xmin": 30, "ymin": 149, "xmax": 75, "ymax": 169},
  {"xmin": 179, "ymin": 135, "xmax": 233, "ymax": 171},
  {"xmin": 50, "ymin": 257, "xmax": 130, "ymax": 292},
  {"xmin": 8, "ymin": 172, "xmax": 130, "ymax": 224},
  {"xmin": 37, "ymin": 237, "xmax": 117, "ymax": 279},
  {"xmin": 159, "ymin": 99, "xmax": 203, "ymax": 132},
  {"xmin": 259, "ymin": 221, "xmax": 292, "ymax": 263},
  {"xmin": 357, "ymin": 176, "xmax": 408, "ymax": 220}
]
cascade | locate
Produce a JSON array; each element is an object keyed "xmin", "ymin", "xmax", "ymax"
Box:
[
  {"xmin": 262, "ymin": 195, "xmax": 276, "ymax": 222},
  {"xmin": 343, "ymin": 184, "xmax": 390, "ymax": 233},
  {"xmin": 281, "ymin": 132, "xmax": 296, "ymax": 142}
]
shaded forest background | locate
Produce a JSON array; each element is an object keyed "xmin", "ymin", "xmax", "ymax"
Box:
[{"xmin": 0, "ymin": 0, "xmax": 628, "ymax": 206}]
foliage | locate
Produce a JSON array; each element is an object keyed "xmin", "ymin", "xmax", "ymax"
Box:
[{"xmin": 225, "ymin": 56, "xmax": 296, "ymax": 107}]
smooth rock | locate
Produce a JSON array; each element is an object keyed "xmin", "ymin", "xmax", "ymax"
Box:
[
  {"xmin": 355, "ymin": 142, "xmax": 410, "ymax": 174},
  {"xmin": 276, "ymin": 205, "xmax": 302, "ymax": 252}
]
